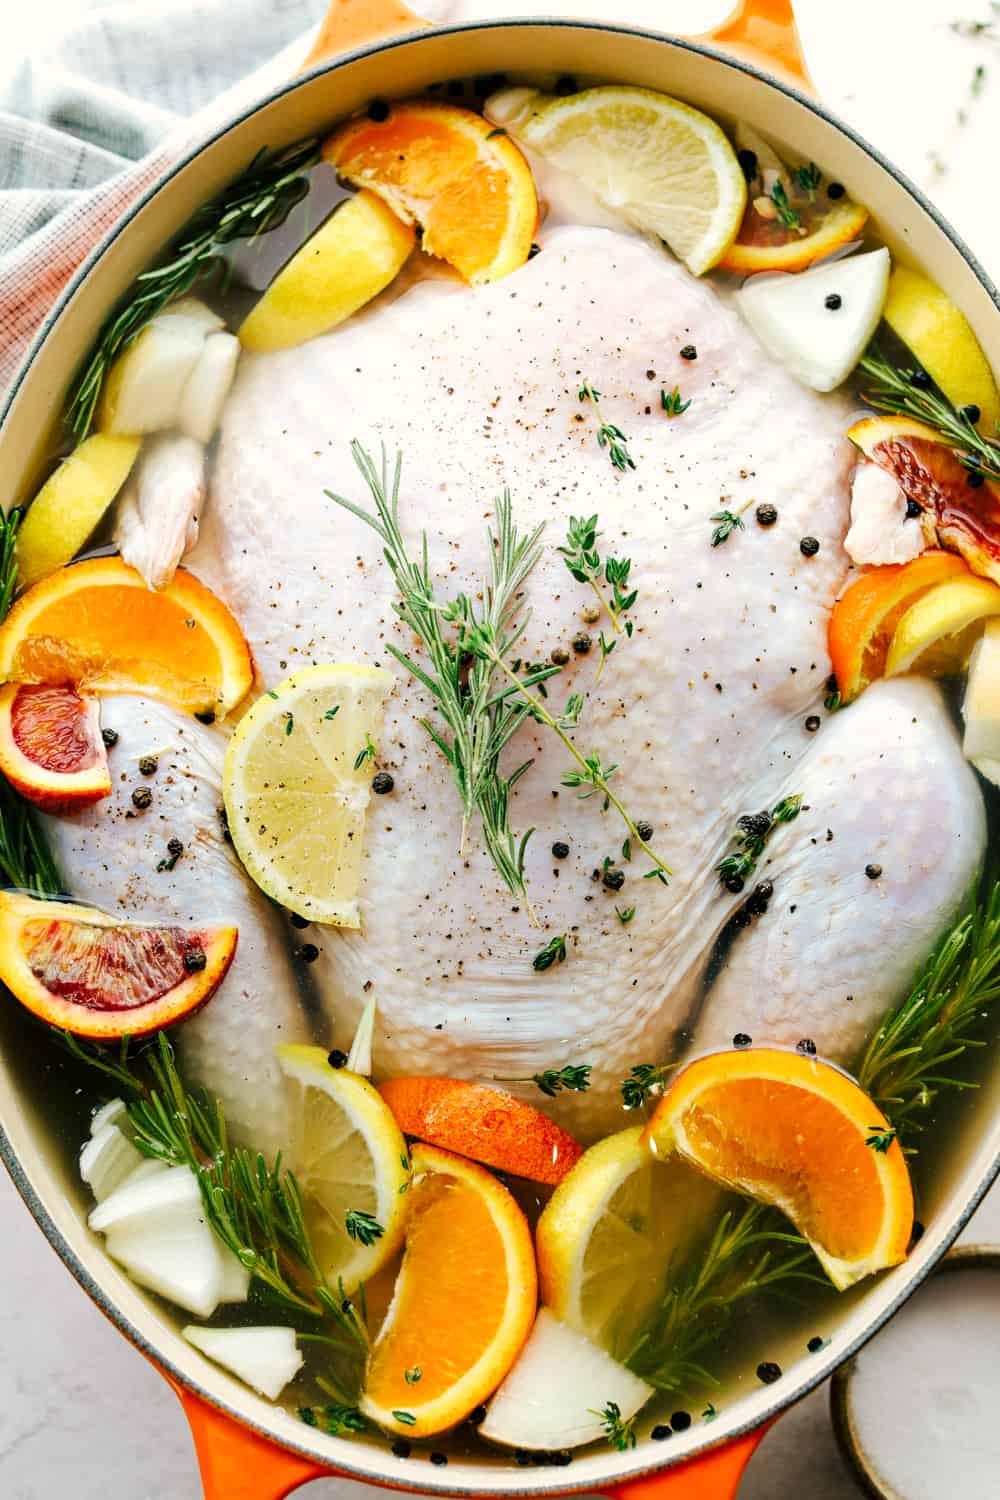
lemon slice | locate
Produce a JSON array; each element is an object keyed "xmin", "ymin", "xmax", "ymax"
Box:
[
  {"xmin": 16, "ymin": 434, "xmax": 141, "ymax": 589},
  {"xmin": 535, "ymin": 1126, "xmax": 719, "ymax": 1358},
  {"xmin": 885, "ymin": 575, "xmax": 1000, "ymax": 679},
  {"xmin": 277, "ymin": 1044, "xmax": 410, "ymax": 1292},
  {"xmin": 239, "ymin": 190, "xmax": 415, "ymax": 353},
  {"xmin": 223, "ymin": 663, "xmax": 394, "ymax": 926},
  {"xmin": 500, "ymin": 85, "xmax": 746, "ymax": 275},
  {"xmin": 883, "ymin": 267, "xmax": 1000, "ymax": 431}
]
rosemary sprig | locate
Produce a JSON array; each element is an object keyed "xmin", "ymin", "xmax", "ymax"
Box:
[
  {"xmin": 858, "ymin": 345, "xmax": 1000, "ymax": 482},
  {"xmin": 857, "ymin": 878, "xmax": 1000, "ymax": 1144},
  {"xmin": 626, "ymin": 1202, "xmax": 823, "ymax": 1393},
  {"xmin": 578, "ymin": 380, "xmax": 636, "ymax": 472},
  {"xmin": 592, "ymin": 1401, "xmax": 637, "ymax": 1451},
  {"xmin": 66, "ymin": 140, "xmax": 319, "ymax": 441},
  {"xmin": 327, "ymin": 444, "xmax": 556, "ymax": 912},
  {"xmin": 716, "ymin": 795, "xmax": 802, "ymax": 889}
]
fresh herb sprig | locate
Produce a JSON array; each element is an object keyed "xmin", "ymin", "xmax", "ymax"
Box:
[
  {"xmin": 858, "ymin": 878, "xmax": 1000, "ymax": 1145},
  {"xmin": 660, "ymin": 386, "xmax": 691, "ymax": 418},
  {"xmin": 558, "ymin": 514, "xmax": 637, "ymax": 640},
  {"xmin": 298, "ymin": 1403, "xmax": 367, "ymax": 1436},
  {"xmin": 620, "ymin": 1061, "xmax": 676, "ymax": 1109},
  {"xmin": 859, "ymin": 345, "xmax": 1000, "ymax": 483},
  {"xmin": 768, "ymin": 179, "xmax": 801, "ymax": 229},
  {"xmin": 578, "ymin": 380, "xmax": 636, "ymax": 472},
  {"xmin": 710, "ymin": 500, "xmax": 753, "ymax": 548},
  {"xmin": 794, "ymin": 161, "xmax": 822, "ymax": 199},
  {"xmin": 865, "ymin": 1127, "xmax": 897, "ymax": 1153},
  {"xmin": 716, "ymin": 795, "xmax": 802, "ymax": 888},
  {"xmin": 66, "ymin": 140, "xmax": 319, "ymax": 441},
  {"xmin": 501, "ymin": 1064, "xmax": 592, "ymax": 1096},
  {"xmin": 593, "ymin": 1401, "xmax": 637, "ymax": 1451},
  {"xmin": 327, "ymin": 444, "xmax": 558, "ymax": 913},
  {"xmin": 532, "ymin": 933, "xmax": 567, "ymax": 971}
]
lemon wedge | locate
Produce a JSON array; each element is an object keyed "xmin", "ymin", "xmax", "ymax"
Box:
[
  {"xmin": 535, "ymin": 1126, "xmax": 719, "ymax": 1357},
  {"xmin": 492, "ymin": 85, "xmax": 746, "ymax": 275},
  {"xmin": 16, "ymin": 434, "xmax": 141, "ymax": 589},
  {"xmin": 277, "ymin": 1044, "xmax": 410, "ymax": 1292},
  {"xmin": 223, "ymin": 663, "xmax": 394, "ymax": 926},
  {"xmin": 885, "ymin": 575, "xmax": 1000, "ymax": 679},
  {"xmin": 883, "ymin": 267, "xmax": 1000, "ymax": 431},
  {"xmin": 238, "ymin": 190, "xmax": 415, "ymax": 353}
]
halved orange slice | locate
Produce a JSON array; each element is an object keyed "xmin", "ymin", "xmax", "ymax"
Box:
[
  {"xmin": 0, "ymin": 683, "xmax": 110, "ymax": 812},
  {"xmin": 643, "ymin": 1048, "xmax": 914, "ymax": 1290},
  {"xmin": 362, "ymin": 1142, "xmax": 536, "ymax": 1437},
  {"xmin": 720, "ymin": 195, "xmax": 868, "ymax": 273},
  {"xmin": 322, "ymin": 100, "xmax": 538, "ymax": 284},
  {"xmin": 849, "ymin": 414, "xmax": 1000, "ymax": 586},
  {"xmin": 0, "ymin": 558, "xmax": 253, "ymax": 716},
  {"xmin": 377, "ymin": 1076, "xmax": 581, "ymax": 1185},
  {"xmin": 827, "ymin": 549, "xmax": 970, "ymax": 702},
  {"xmin": 0, "ymin": 890, "xmax": 237, "ymax": 1039}
]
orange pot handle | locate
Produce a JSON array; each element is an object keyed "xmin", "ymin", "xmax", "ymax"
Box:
[
  {"xmin": 602, "ymin": 1422, "xmax": 776, "ymax": 1500},
  {"xmin": 300, "ymin": 0, "xmax": 811, "ymax": 91}
]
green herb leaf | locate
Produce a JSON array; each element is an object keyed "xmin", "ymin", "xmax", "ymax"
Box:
[
  {"xmin": 345, "ymin": 1209, "xmax": 384, "ymax": 1247},
  {"xmin": 660, "ymin": 386, "xmax": 691, "ymax": 418},
  {"xmin": 592, "ymin": 1400, "xmax": 637, "ymax": 1451},
  {"xmin": 533, "ymin": 934, "xmax": 568, "ymax": 972},
  {"xmin": 579, "ymin": 379, "xmax": 636, "ymax": 472},
  {"xmin": 392, "ymin": 1410, "xmax": 417, "ymax": 1426},
  {"xmin": 865, "ymin": 1127, "xmax": 897, "ymax": 1153},
  {"xmin": 616, "ymin": 905, "xmax": 636, "ymax": 925}
]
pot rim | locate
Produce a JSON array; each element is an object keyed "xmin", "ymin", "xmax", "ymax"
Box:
[{"xmin": 1, "ymin": 16, "xmax": 999, "ymax": 1494}]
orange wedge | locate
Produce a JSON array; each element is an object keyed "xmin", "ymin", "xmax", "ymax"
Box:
[
  {"xmin": 361, "ymin": 1141, "xmax": 537, "ymax": 1437},
  {"xmin": 643, "ymin": 1048, "xmax": 913, "ymax": 1290},
  {"xmin": 0, "ymin": 683, "xmax": 111, "ymax": 813},
  {"xmin": 0, "ymin": 558, "xmax": 253, "ymax": 717},
  {"xmin": 828, "ymin": 549, "xmax": 970, "ymax": 702},
  {"xmin": 719, "ymin": 195, "xmax": 868, "ymax": 273},
  {"xmin": 322, "ymin": 100, "xmax": 538, "ymax": 284},
  {"xmin": 377, "ymin": 1076, "xmax": 581, "ymax": 1185}
]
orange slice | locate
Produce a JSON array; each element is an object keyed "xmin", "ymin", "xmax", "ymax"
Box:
[
  {"xmin": 719, "ymin": 196, "xmax": 868, "ymax": 273},
  {"xmin": 0, "ymin": 889, "xmax": 237, "ymax": 1039},
  {"xmin": 828, "ymin": 549, "xmax": 970, "ymax": 702},
  {"xmin": 322, "ymin": 100, "xmax": 538, "ymax": 284},
  {"xmin": 643, "ymin": 1048, "xmax": 914, "ymax": 1290},
  {"xmin": 0, "ymin": 683, "xmax": 110, "ymax": 812},
  {"xmin": 361, "ymin": 1141, "xmax": 537, "ymax": 1437},
  {"xmin": 377, "ymin": 1076, "xmax": 581, "ymax": 1185},
  {"xmin": 0, "ymin": 558, "xmax": 253, "ymax": 717}
]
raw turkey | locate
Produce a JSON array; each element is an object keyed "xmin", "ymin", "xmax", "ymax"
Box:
[{"xmin": 158, "ymin": 222, "xmax": 984, "ymax": 1135}]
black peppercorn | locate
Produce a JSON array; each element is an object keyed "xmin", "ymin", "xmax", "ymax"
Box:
[
  {"xmin": 101, "ymin": 727, "xmax": 119, "ymax": 749},
  {"xmin": 909, "ymin": 367, "xmax": 931, "ymax": 389},
  {"xmin": 804, "ymin": 714, "xmax": 821, "ymax": 733},
  {"xmin": 905, "ymin": 498, "xmax": 922, "ymax": 519},
  {"xmin": 297, "ymin": 942, "xmax": 320, "ymax": 963},
  {"xmin": 602, "ymin": 867, "xmax": 626, "ymax": 892},
  {"xmin": 745, "ymin": 880, "xmax": 773, "ymax": 917},
  {"xmin": 551, "ymin": 841, "xmax": 570, "ymax": 859},
  {"xmin": 372, "ymin": 771, "xmax": 395, "ymax": 795},
  {"xmin": 636, "ymin": 819, "xmax": 654, "ymax": 842},
  {"xmin": 679, "ymin": 344, "xmax": 698, "ymax": 361},
  {"xmin": 550, "ymin": 1451, "xmax": 572, "ymax": 1467},
  {"xmin": 514, "ymin": 1450, "xmax": 533, "ymax": 1467},
  {"xmin": 138, "ymin": 755, "xmax": 158, "ymax": 776},
  {"xmin": 571, "ymin": 632, "xmax": 592, "ymax": 655},
  {"xmin": 910, "ymin": 1219, "xmax": 925, "ymax": 1245},
  {"xmin": 967, "ymin": 468, "xmax": 985, "ymax": 488},
  {"xmin": 824, "ymin": 293, "xmax": 843, "ymax": 310},
  {"xmin": 430, "ymin": 1452, "xmax": 448, "ymax": 1466},
  {"xmin": 195, "ymin": 709, "xmax": 216, "ymax": 725},
  {"xmin": 554, "ymin": 73, "xmax": 577, "ymax": 95},
  {"xmin": 733, "ymin": 1032, "xmax": 753, "ymax": 1048},
  {"xmin": 166, "ymin": 837, "xmax": 184, "ymax": 859},
  {"xmin": 469, "ymin": 1405, "xmax": 487, "ymax": 1426},
  {"xmin": 807, "ymin": 1336, "xmax": 826, "ymax": 1353},
  {"xmin": 290, "ymin": 912, "xmax": 310, "ymax": 929},
  {"xmin": 724, "ymin": 874, "xmax": 745, "ymax": 894},
  {"xmin": 328, "ymin": 1048, "xmax": 348, "ymax": 1068},
  {"xmin": 865, "ymin": 863, "xmax": 883, "ymax": 880},
  {"xmin": 367, "ymin": 98, "xmax": 390, "ymax": 121},
  {"xmin": 651, "ymin": 1424, "xmax": 672, "ymax": 1441},
  {"xmin": 799, "ymin": 535, "xmax": 820, "ymax": 557},
  {"xmin": 756, "ymin": 503, "xmax": 778, "ymax": 527},
  {"xmin": 217, "ymin": 805, "xmax": 231, "ymax": 842},
  {"xmin": 551, "ymin": 645, "xmax": 570, "ymax": 666},
  {"xmin": 131, "ymin": 786, "xmax": 153, "ymax": 810},
  {"xmin": 962, "ymin": 403, "xmax": 981, "ymax": 425},
  {"xmin": 183, "ymin": 947, "xmax": 207, "ymax": 974},
  {"xmin": 827, "ymin": 181, "xmax": 845, "ymax": 199},
  {"xmin": 391, "ymin": 1440, "xmax": 411, "ymax": 1459},
  {"xmin": 737, "ymin": 148, "xmax": 758, "ymax": 182},
  {"xmin": 527, "ymin": 242, "xmax": 541, "ymax": 259},
  {"xmin": 797, "ymin": 1038, "xmax": 817, "ymax": 1056},
  {"xmin": 670, "ymin": 1411, "xmax": 692, "ymax": 1432},
  {"xmin": 757, "ymin": 1361, "xmax": 782, "ymax": 1384}
]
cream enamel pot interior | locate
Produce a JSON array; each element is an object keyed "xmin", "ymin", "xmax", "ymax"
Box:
[{"xmin": 1, "ymin": 3, "xmax": 999, "ymax": 1498}]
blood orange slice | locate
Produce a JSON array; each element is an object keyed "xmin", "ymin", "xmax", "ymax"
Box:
[
  {"xmin": 0, "ymin": 890, "xmax": 237, "ymax": 1039},
  {"xmin": 0, "ymin": 683, "xmax": 110, "ymax": 812}
]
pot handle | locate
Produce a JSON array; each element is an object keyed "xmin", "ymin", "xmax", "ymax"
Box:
[
  {"xmin": 173, "ymin": 1383, "xmax": 334, "ymax": 1499},
  {"xmin": 601, "ymin": 1423, "xmax": 775, "ymax": 1500},
  {"xmin": 300, "ymin": 1, "xmax": 811, "ymax": 90}
]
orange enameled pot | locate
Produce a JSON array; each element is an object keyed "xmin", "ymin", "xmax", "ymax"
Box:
[{"xmin": 1, "ymin": 3, "xmax": 999, "ymax": 1498}]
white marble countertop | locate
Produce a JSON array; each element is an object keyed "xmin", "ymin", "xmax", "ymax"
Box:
[{"xmin": 2, "ymin": 1, "xmax": 1000, "ymax": 1496}]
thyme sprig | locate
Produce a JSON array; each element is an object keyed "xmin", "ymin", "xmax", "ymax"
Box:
[
  {"xmin": 858, "ymin": 878, "xmax": 1000, "ymax": 1144},
  {"xmin": 66, "ymin": 139, "xmax": 319, "ymax": 441},
  {"xmin": 858, "ymin": 345, "xmax": 1000, "ymax": 482},
  {"xmin": 716, "ymin": 795, "xmax": 802, "ymax": 888},
  {"xmin": 327, "ymin": 444, "xmax": 557, "ymax": 913},
  {"xmin": 532, "ymin": 933, "xmax": 567, "ymax": 971},
  {"xmin": 578, "ymin": 380, "xmax": 636, "ymax": 472},
  {"xmin": 660, "ymin": 386, "xmax": 691, "ymax": 418},
  {"xmin": 593, "ymin": 1401, "xmax": 637, "ymax": 1451},
  {"xmin": 620, "ymin": 1061, "xmax": 676, "ymax": 1110},
  {"xmin": 794, "ymin": 161, "xmax": 822, "ymax": 199},
  {"xmin": 710, "ymin": 499, "xmax": 753, "ymax": 547},
  {"xmin": 768, "ymin": 179, "xmax": 801, "ymax": 229},
  {"xmin": 557, "ymin": 514, "xmax": 637, "ymax": 639},
  {"xmin": 500, "ymin": 1064, "xmax": 592, "ymax": 1096}
]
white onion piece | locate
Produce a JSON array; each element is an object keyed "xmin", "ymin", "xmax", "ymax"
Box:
[
  {"xmin": 79, "ymin": 1122, "xmax": 145, "ymax": 1203},
  {"xmin": 104, "ymin": 1209, "xmax": 222, "ymax": 1318},
  {"xmin": 89, "ymin": 1160, "xmax": 201, "ymax": 1233},
  {"xmin": 90, "ymin": 1097, "xmax": 128, "ymax": 1135},
  {"xmin": 183, "ymin": 1325, "xmax": 303, "ymax": 1399},
  {"xmin": 156, "ymin": 297, "xmax": 225, "ymax": 337},
  {"xmin": 217, "ymin": 1247, "xmax": 252, "ymax": 1304},
  {"xmin": 102, "ymin": 319, "xmax": 207, "ymax": 435},
  {"xmin": 346, "ymin": 994, "xmax": 377, "ymax": 1077},
  {"xmin": 178, "ymin": 331, "xmax": 240, "ymax": 444},
  {"xmin": 481, "ymin": 1309, "xmax": 653, "ymax": 1451}
]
